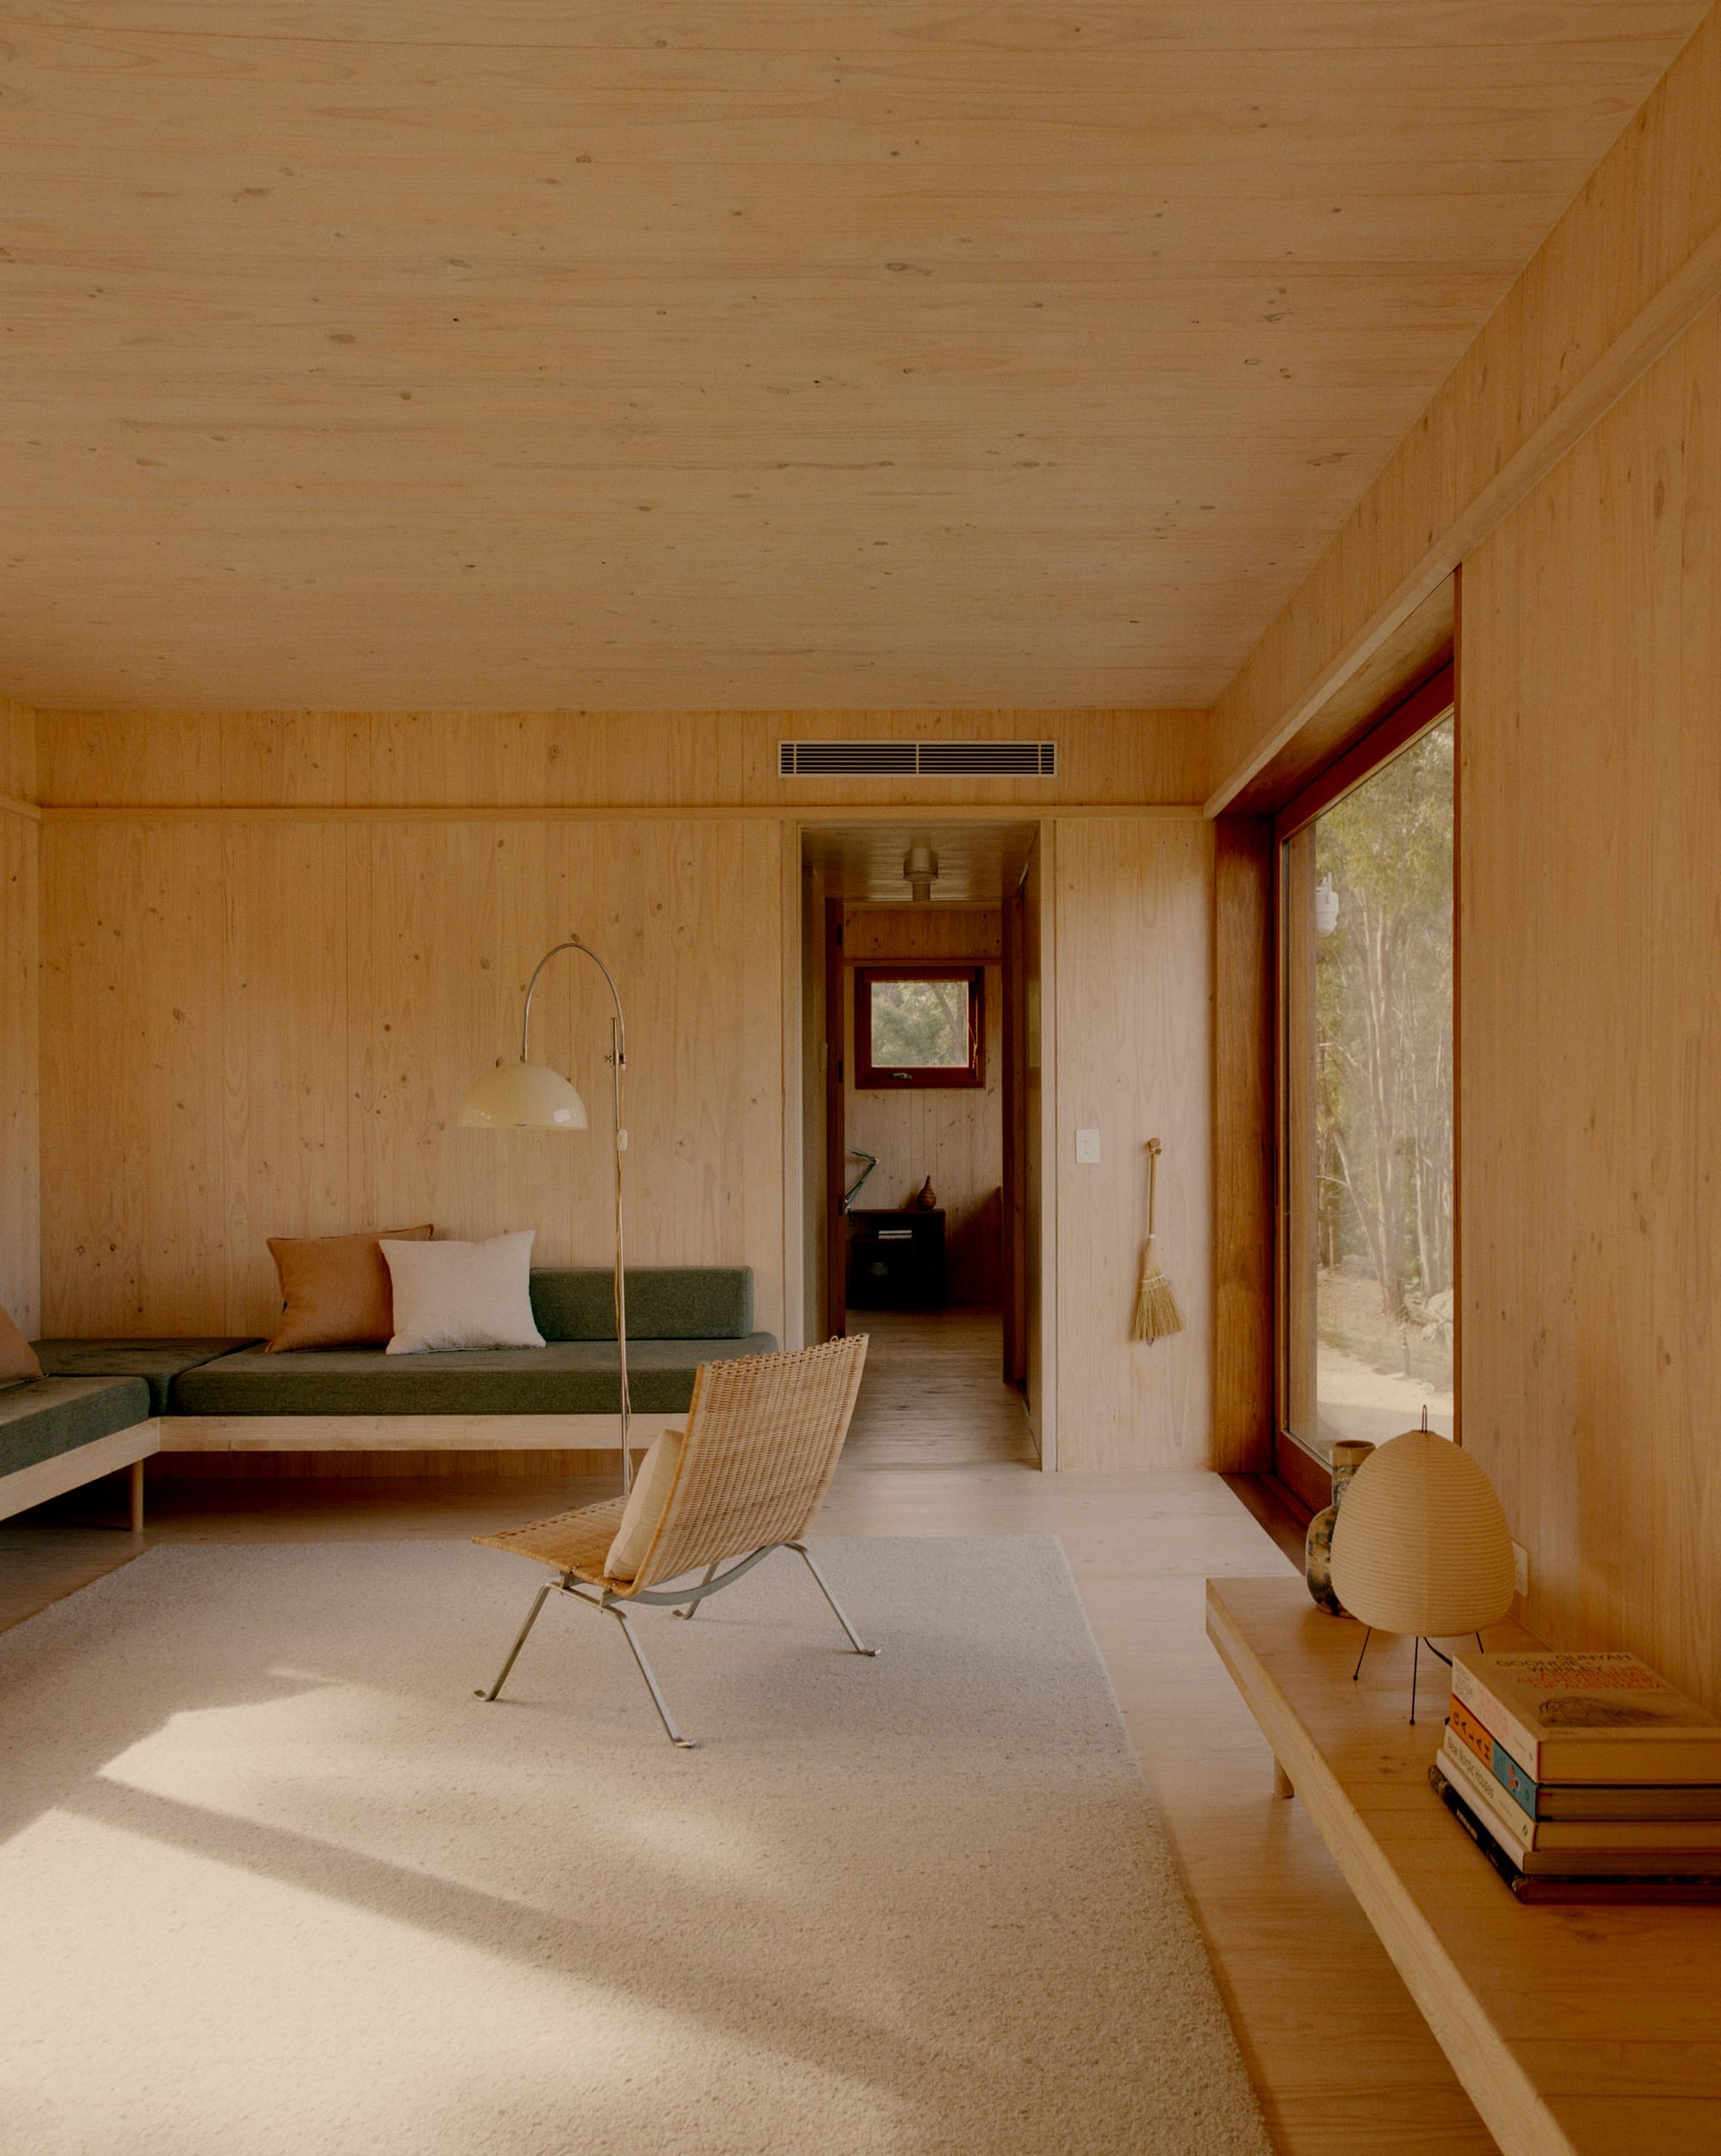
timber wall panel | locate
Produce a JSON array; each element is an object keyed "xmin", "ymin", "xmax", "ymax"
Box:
[
  {"xmin": 0, "ymin": 697, "xmax": 35, "ymax": 804},
  {"xmin": 1053, "ymin": 816, "xmax": 1213, "ymax": 1469},
  {"xmin": 1, "ymin": 699, "xmax": 39, "ymax": 1330},
  {"xmin": 39, "ymin": 707, "xmax": 1210, "ymax": 812},
  {"xmin": 1461, "ymin": 293, "xmax": 1721, "ymax": 1714},
  {"xmin": 40, "ymin": 814, "xmax": 784, "ymax": 1340}
]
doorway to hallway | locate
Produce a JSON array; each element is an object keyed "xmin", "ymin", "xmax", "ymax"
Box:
[{"xmin": 795, "ymin": 817, "xmax": 1053, "ymax": 1472}]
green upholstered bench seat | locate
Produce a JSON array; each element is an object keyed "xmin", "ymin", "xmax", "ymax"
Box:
[
  {"xmin": 0, "ymin": 1376, "xmax": 154, "ymax": 1477},
  {"xmin": 31, "ymin": 1341, "xmax": 262, "ymax": 1416},
  {"xmin": 170, "ymin": 1337, "xmax": 779, "ymax": 1418},
  {"xmin": 528, "ymin": 1268, "xmax": 752, "ymax": 1340}
]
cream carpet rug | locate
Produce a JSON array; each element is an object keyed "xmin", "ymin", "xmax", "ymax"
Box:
[{"xmin": 0, "ymin": 1536, "xmax": 1270, "ymax": 2155}]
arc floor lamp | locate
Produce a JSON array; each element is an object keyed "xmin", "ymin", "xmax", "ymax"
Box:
[{"xmin": 459, "ymin": 937, "xmax": 634, "ymax": 1492}]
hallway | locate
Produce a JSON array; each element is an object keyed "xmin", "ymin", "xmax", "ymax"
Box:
[{"xmin": 839, "ymin": 1307, "xmax": 1038, "ymax": 1470}]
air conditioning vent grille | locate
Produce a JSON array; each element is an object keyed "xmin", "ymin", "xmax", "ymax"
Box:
[{"xmin": 779, "ymin": 739, "xmax": 1057, "ymax": 777}]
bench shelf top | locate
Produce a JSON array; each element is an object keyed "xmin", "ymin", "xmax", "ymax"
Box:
[{"xmin": 1205, "ymin": 1575, "xmax": 1721, "ymax": 2156}]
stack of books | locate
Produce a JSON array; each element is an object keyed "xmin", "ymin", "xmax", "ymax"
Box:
[{"xmin": 1430, "ymin": 1646, "xmax": 1721, "ymax": 1903}]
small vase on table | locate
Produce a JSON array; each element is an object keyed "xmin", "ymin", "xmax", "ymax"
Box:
[{"xmin": 1305, "ymin": 1440, "xmax": 1374, "ymax": 1615}]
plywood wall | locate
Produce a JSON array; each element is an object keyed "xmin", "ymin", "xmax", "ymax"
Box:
[
  {"xmin": 32, "ymin": 707, "xmax": 1233, "ymax": 1469},
  {"xmin": 38, "ymin": 708, "xmax": 1208, "ymax": 811},
  {"xmin": 843, "ymin": 907, "xmax": 1002, "ymax": 1305},
  {"xmin": 1460, "ymin": 292, "xmax": 1721, "ymax": 1714},
  {"xmin": 1052, "ymin": 817, "xmax": 1213, "ymax": 1470},
  {"xmin": 40, "ymin": 815, "xmax": 785, "ymax": 1339},
  {"xmin": 0, "ymin": 700, "xmax": 39, "ymax": 1332}
]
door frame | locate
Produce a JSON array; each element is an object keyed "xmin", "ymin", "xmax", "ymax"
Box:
[{"xmin": 781, "ymin": 813, "xmax": 1058, "ymax": 1471}]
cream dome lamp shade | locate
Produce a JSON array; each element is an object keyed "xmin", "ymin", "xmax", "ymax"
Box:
[
  {"xmin": 458, "ymin": 1059, "xmax": 589, "ymax": 1130},
  {"xmin": 1329, "ymin": 1428, "xmax": 1515, "ymax": 1638},
  {"xmin": 457, "ymin": 935, "xmax": 634, "ymax": 1492}
]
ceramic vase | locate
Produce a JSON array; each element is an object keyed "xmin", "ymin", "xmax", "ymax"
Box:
[{"xmin": 1304, "ymin": 1440, "xmax": 1375, "ymax": 1615}]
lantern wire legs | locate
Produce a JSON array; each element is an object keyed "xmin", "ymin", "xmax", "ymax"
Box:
[{"xmin": 1351, "ymin": 1628, "xmax": 1491, "ymax": 1723}]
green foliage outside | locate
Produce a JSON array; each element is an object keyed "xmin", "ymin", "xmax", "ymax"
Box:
[
  {"xmin": 870, "ymin": 979, "xmax": 970, "ymax": 1068},
  {"xmin": 1313, "ymin": 716, "xmax": 1454, "ymax": 1359}
]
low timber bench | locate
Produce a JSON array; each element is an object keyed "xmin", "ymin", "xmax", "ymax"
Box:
[
  {"xmin": 1206, "ymin": 1575, "xmax": 1721, "ymax": 2156},
  {"xmin": 1, "ymin": 1375, "xmax": 159, "ymax": 1530}
]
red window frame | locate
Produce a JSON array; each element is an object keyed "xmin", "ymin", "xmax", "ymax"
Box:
[
  {"xmin": 854, "ymin": 965, "xmax": 985, "ymax": 1090},
  {"xmin": 1271, "ymin": 664, "xmax": 1458, "ymax": 1516}
]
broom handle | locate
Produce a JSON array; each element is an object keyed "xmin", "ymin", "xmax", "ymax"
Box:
[{"xmin": 1146, "ymin": 1139, "xmax": 1162, "ymax": 1237}]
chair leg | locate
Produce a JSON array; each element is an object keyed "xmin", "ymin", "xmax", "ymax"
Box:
[
  {"xmin": 128, "ymin": 1460, "xmax": 145, "ymax": 1535},
  {"xmin": 673, "ymin": 1562, "xmax": 720, "ymax": 1621},
  {"xmin": 475, "ymin": 1579, "xmax": 557, "ymax": 1702},
  {"xmin": 789, "ymin": 1542, "xmax": 879, "ymax": 1657},
  {"xmin": 608, "ymin": 1604, "xmax": 698, "ymax": 1748}
]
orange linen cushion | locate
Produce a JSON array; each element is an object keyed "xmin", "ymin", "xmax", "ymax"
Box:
[
  {"xmin": 265, "ymin": 1226, "xmax": 434, "ymax": 1352},
  {"xmin": 0, "ymin": 1300, "xmax": 42, "ymax": 1386}
]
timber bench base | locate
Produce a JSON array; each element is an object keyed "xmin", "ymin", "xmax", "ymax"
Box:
[
  {"xmin": 157, "ymin": 1412, "xmax": 682, "ymax": 1454},
  {"xmin": 1206, "ymin": 1576, "xmax": 1721, "ymax": 2156},
  {"xmin": 2, "ymin": 1417, "xmax": 159, "ymax": 1529}
]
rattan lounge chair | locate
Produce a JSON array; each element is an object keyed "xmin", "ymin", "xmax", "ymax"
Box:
[{"xmin": 472, "ymin": 1333, "xmax": 873, "ymax": 1746}]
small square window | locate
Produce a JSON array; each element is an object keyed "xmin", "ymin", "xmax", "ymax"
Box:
[{"xmin": 854, "ymin": 966, "xmax": 984, "ymax": 1090}]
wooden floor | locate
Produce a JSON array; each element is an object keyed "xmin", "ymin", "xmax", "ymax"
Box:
[
  {"xmin": 842, "ymin": 1307, "xmax": 1039, "ymax": 1468},
  {"xmin": 0, "ymin": 1311, "xmax": 1495, "ymax": 2154}
]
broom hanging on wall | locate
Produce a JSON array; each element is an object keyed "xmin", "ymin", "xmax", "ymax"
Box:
[{"xmin": 1131, "ymin": 1138, "xmax": 1184, "ymax": 1344}]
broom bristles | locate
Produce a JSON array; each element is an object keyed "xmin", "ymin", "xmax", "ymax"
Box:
[{"xmin": 1131, "ymin": 1236, "xmax": 1184, "ymax": 1343}]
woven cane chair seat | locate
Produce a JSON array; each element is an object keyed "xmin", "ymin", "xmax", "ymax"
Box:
[
  {"xmin": 476, "ymin": 1334, "xmax": 868, "ymax": 1597},
  {"xmin": 476, "ymin": 1496, "xmax": 626, "ymax": 1582}
]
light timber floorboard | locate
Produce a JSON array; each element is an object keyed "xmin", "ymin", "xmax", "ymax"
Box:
[
  {"xmin": 842, "ymin": 1306, "xmax": 1038, "ymax": 1469},
  {"xmin": 0, "ymin": 1308, "xmax": 1493, "ymax": 2153}
]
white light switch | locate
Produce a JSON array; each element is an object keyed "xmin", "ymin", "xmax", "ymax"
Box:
[{"xmin": 1075, "ymin": 1127, "xmax": 1101, "ymax": 1164}]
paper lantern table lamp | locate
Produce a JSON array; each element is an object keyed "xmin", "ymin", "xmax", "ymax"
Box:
[{"xmin": 1329, "ymin": 1424, "xmax": 1515, "ymax": 1722}]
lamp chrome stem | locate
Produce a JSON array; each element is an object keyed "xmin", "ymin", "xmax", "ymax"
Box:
[{"xmin": 521, "ymin": 936, "xmax": 633, "ymax": 1492}]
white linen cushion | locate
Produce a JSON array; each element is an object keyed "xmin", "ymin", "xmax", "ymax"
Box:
[
  {"xmin": 379, "ymin": 1230, "xmax": 545, "ymax": 1354},
  {"xmin": 605, "ymin": 1427, "xmax": 686, "ymax": 1581}
]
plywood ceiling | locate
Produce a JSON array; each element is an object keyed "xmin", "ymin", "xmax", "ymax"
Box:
[
  {"xmin": 1, "ymin": 2, "xmax": 1706, "ymax": 712},
  {"xmin": 803, "ymin": 820, "xmax": 1038, "ymax": 903}
]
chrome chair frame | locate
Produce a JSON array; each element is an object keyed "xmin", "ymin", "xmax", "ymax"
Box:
[{"xmin": 475, "ymin": 1540, "xmax": 878, "ymax": 1749}]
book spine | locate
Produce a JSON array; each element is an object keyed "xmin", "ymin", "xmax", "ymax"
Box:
[
  {"xmin": 1449, "ymin": 1696, "xmax": 1539, "ymax": 1815},
  {"xmin": 1440, "ymin": 1735, "xmax": 1721, "ymax": 1851},
  {"xmin": 1428, "ymin": 1764, "xmax": 1529, "ymax": 1898},
  {"xmin": 1448, "ymin": 1696, "xmax": 1494, "ymax": 1768},
  {"xmin": 1450, "ymin": 1661, "xmax": 1545, "ymax": 1776},
  {"xmin": 1441, "ymin": 1733, "xmax": 1533, "ymax": 1849},
  {"xmin": 1490, "ymin": 1737, "xmax": 1540, "ymax": 1819},
  {"xmin": 1515, "ymin": 1876, "xmax": 1721, "ymax": 1905}
]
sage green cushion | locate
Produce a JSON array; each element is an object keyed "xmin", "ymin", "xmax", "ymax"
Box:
[
  {"xmin": 528, "ymin": 1268, "xmax": 753, "ymax": 1342},
  {"xmin": 171, "ymin": 1336, "xmax": 777, "ymax": 1417},
  {"xmin": 31, "ymin": 1340, "xmax": 262, "ymax": 1416},
  {"xmin": 0, "ymin": 1376, "xmax": 152, "ymax": 1477}
]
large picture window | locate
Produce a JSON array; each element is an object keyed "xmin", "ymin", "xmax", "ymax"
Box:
[
  {"xmin": 854, "ymin": 965, "xmax": 985, "ymax": 1090},
  {"xmin": 1276, "ymin": 671, "xmax": 1455, "ymax": 1504}
]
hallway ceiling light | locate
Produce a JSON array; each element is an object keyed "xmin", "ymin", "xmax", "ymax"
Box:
[{"xmin": 903, "ymin": 839, "xmax": 940, "ymax": 904}]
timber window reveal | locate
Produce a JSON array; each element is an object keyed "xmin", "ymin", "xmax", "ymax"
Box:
[
  {"xmin": 854, "ymin": 966, "xmax": 985, "ymax": 1091},
  {"xmin": 1275, "ymin": 667, "xmax": 1456, "ymax": 1507}
]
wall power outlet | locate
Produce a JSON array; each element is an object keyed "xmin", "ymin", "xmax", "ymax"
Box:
[{"xmin": 1511, "ymin": 1541, "xmax": 1530, "ymax": 1597}]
